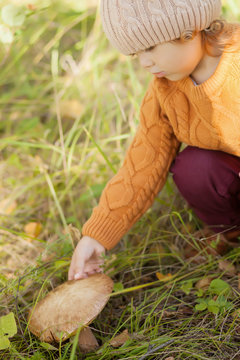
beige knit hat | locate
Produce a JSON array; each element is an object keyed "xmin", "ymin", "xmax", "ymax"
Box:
[{"xmin": 100, "ymin": 0, "xmax": 222, "ymax": 55}]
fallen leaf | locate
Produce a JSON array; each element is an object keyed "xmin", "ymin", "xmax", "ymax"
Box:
[
  {"xmin": 109, "ymin": 329, "xmax": 130, "ymax": 347},
  {"xmin": 24, "ymin": 222, "xmax": 42, "ymax": 239},
  {"xmin": 156, "ymin": 272, "xmax": 173, "ymax": 281},
  {"xmin": 195, "ymin": 277, "xmax": 212, "ymax": 291},
  {"xmin": 218, "ymin": 260, "xmax": 236, "ymax": 276}
]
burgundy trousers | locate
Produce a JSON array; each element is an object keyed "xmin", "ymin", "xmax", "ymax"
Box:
[{"xmin": 170, "ymin": 146, "xmax": 240, "ymax": 233}]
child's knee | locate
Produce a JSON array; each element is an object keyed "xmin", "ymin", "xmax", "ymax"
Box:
[
  {"xmin": 171, "ymin": 146, "xmax": 238, "ymax": 198},
  {"xmin": 171, "ymin": 146, "xmax": 211, "ymax": 193}
]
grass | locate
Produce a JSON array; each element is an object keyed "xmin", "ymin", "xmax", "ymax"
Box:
[{"xmin": 0, "ymin": 0, "xmax": 240, "ymax": 359}]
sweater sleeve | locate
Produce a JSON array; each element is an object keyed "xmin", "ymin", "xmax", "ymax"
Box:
[{"xmin": 82, "ymin": 79, "xmax": 181, "ymax": 250}]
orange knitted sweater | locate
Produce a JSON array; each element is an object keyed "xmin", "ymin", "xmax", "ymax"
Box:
[{"xmin": 82, "ymin": 30, "xmax": 240, "ymax": 250}]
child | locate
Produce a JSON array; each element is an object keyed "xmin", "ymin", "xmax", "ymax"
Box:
[{"xmin": 68, "ymin": 0, "xmax": 240, "ymax": 281}]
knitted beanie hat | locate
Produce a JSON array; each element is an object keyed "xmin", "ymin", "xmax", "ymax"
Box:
[{"xmin": 100, "ymin": 0, "xmax": 222, "ymax": 55}]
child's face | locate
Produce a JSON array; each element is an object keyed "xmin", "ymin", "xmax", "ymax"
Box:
[{"xmin": 135, "ymin": 32, "xmax": 204, "ymax": 82}]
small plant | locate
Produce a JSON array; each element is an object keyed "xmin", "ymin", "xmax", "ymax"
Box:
[
  {"xmin": 0, "ymin": 312, "xmax": 17, "ymax": 350},
  {"xmin": 194, "ymin": 279, "xmax": 233, "ymax": 315}
]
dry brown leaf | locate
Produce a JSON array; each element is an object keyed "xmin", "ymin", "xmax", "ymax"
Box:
[
  {"xmin": 24, "ymin": 222, "xmax": 42, "ymax": 239},
  {"xmin": 109, "ymin": 329, "xmax": 130, "ymax": 347},
  {"xmin": 218, "ymin": 260, "xmax": 236, "ymax": 276},
  {"xmin": 0, "ymin": 199, "xmax": 17, "ymax": 215},
  {"xmin": 156, "ymin": 272, "xmax": 173, "ymax": 281},
  {"xmin": 165, "ymin": 357, "xmax": 175, "ymax": 360},
  {"xmin": 195, "ymin": 277, "xmax": 212, "ymax": 291}
]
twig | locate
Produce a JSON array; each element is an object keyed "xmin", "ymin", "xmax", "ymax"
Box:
[{"xmin": 139, "ymin": 339, "xmax": 175, "ymax": 360}]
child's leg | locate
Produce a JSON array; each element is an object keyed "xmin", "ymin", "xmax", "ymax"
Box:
[{"xmin": 170, "ymin": 146, "xmax": 240, "ymax": 235}]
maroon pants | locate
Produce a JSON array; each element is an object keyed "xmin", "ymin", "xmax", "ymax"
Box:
[{"xmin": 170, "ymin": 146, "xmax": 240, "ymax": 233}]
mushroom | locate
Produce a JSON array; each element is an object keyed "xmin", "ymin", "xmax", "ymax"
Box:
[{"xmin": 28, "ymin": 274, "xmax": 114, "ymax": 352}]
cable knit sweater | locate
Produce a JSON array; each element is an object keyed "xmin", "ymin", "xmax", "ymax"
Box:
[{"xmin": 82, "ymin": 29, "xmax": 240, "ymax": 250}]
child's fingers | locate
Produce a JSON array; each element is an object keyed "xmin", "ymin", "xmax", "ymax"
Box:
[
  {"xmin": 73, "ymin": 257, "xmax": 86, "ymax": 280},
  {"xmin": 87, "ymin": 270, "xmax": 96, "ymax": 275},
  {"xmin": 74, "ymin": 272, "xmax": 88, "ymax": 279},
  {"xmin": 68, "ymin": 259, "xmax": 76, "ymax": 280},
  {"xmin": 84, "ymin": 267, "xmax": 103, "ymax": 276}
]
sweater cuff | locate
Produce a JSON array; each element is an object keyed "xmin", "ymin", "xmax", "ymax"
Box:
[{"xmin": 81, "ymin": 208, "xmax": 126, "ymax": 250}]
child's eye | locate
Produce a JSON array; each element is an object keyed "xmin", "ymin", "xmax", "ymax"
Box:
[
  {"xmin": 130, "ymin": 53, "xmax": 137, "ymax": 59},
  {"xmin": 145, "ymin": 46, "xmax": 155, "ymax": 52}
]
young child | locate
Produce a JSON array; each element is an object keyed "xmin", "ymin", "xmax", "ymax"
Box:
[{"xmin": 68, "ymin": 0, "xmax": 240, "ymax": 281}]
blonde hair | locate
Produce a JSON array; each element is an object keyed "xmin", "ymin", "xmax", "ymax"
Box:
[{"xmin": 178, "ymin": 19, "xmax": 240, "ymax": 56}]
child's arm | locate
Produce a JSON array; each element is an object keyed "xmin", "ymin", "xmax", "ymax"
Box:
[
  {"xmin": 68, "ymin": 79, "xmax": 180, "ymax": 280},
  {"xmin": 82, "ymin": 78, "xmax": 181, "ymax": 250}
]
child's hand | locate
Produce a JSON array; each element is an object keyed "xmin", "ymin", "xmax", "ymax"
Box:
[{"xmin": 68, "ymin": 236, "xmax": 106, "ymax": 281}]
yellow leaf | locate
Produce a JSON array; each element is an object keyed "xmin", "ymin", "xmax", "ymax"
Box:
[
  {"xmin": 109, "ymin": 329, "xmax": 130, "ymax": 347},
  {"xmin": 156, "ymin": 272, "xmax": 173, "ymax": 281},
  {"xmin": 24, "ymin": 222, "xmax": 42, "ymax": 239}
]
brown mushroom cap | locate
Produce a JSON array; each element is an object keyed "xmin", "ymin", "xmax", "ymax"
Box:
[{"xmin": 28, "ymin": 274, "xmax": 114, "ymax": 343}]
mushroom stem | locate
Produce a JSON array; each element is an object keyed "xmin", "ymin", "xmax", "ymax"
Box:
[{"xmin": 78, "ymin": 326, "xmax": 99, "ymax": 353}]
